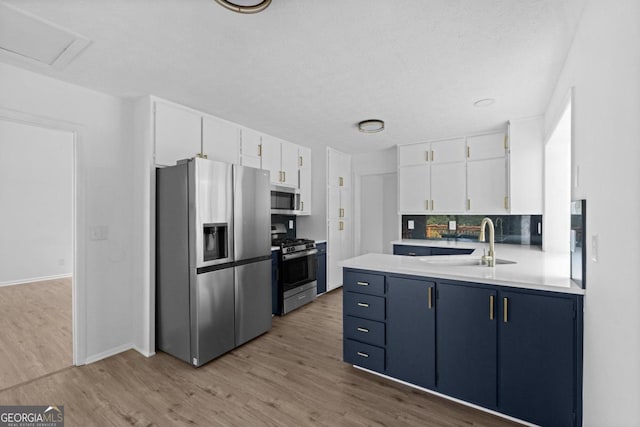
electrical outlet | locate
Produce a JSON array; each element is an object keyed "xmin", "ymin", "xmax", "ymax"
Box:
[
  {"xmin": 449, "ymin": 221, "xmax": 456, "ymax": 231},
  {"xmin": 408, "ymin": 220, "xmax": 415, "ymax": 230},
  {"xmin": 288, "ymin": 220, "xmax": 294, "ymax": 230}
]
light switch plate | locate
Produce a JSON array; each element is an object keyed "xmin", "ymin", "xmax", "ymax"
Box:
[
  {"xmin": 591, "ymin": 234, "xmax": 598, "ymax": 262},
  {"xmin": 288, "ymin": 220, "xmax": 294, "ymax": 230},
  {"xmin": 448, "ymin": 221, "xmax": 456, "ymax": 231},
  {"xmin": 408, "ymin": 220, "xmax": 415, "ymax": 230}
]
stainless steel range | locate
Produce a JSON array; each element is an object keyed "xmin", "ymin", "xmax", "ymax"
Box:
[{"xmin": 273, "ymin": 234, "xmax": 318, "ymax": 315}]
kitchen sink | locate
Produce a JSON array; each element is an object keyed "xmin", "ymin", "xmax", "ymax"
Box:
[{"xmin": 418, "ymin": 257, "xmax": 516, "ymax": 266}]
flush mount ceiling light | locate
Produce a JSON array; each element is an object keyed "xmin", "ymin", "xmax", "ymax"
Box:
[
  {"xmin": 473, "ymin": 98, "xmax": 496, "ymax": 108},
  {"xmin": 214, "ymin": 0, "xmax": 272, "ymax": 13},
  {"xmin": 358, "ymin": 119, "xmax": 385, "ymax": 133}
]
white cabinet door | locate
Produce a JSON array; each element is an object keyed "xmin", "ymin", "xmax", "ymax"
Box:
[
  {"xmin": 431, "ymin": 162, "xmax": 466, "ymax": 213},
  {"xmin": 398, "ymin": 164, "xmax": 430, "ymax": 213},
  {"xmin": 202, "ymin": 116, "xmax": 240, "ymax": 164},
  {"xmin": 154, "ymin": 102, "xmax": 201, "ymax": 166},
  {"xmin": 431, "ymin": 138, "xmax": 466, "ymax": 163},
  {"xmin": 280, "ymin": 140, "xmax": 299, "ymax": 188},
  {"xmin": 298, "ymin": 146, "xmax": 312, "ymax": 215},
  {"xmin": 329, "ymin": 149, "xmax": 351, "ymax": 188},
  {"xmin": 328, "ymin": 186, "xmax": 341, "ymax": 220},
  {"xmin": 327, "ymin": 220, "xmax": 344, "ymax": 291},
  {"xmin": 398, "ymin": 142, "xmax": 430, "ymax": 166},
  {"xmin": 467, "ymin": 132, "xmax": 506, "ymax": 160},
  {"xmin": 240, "ymin": 128, "xmax": 262, "ymax": 168},
  {"xmin": 261, "ymin": 135, "xmax": 282, "ymax": 185},
  {"xmin": 339, "ymin": 187, "xmax": 351, "ymax": 219},
  {"xmin": 467, "ymin": 157, "xmax": 507, "ymax": 213}
]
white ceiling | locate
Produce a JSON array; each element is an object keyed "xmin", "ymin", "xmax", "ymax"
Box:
[{"xmin": 2, "ymin": 0, "xmax": 585, "ymax": 154}]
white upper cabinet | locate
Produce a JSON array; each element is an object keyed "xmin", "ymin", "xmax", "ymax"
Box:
[
  {"xmin": 202, "ymin": 116, "xmax": 240, "ymax": 164},
  {"xmin": 261, "ymin": 135, "xmax": 299, "ymax": 188},
  {"xmin": 398, "ymin": 164, "xmax": 430, "ymax": 213},
  {"xmin": 467, "ymin": 157, "xmax": 507, "ymax": 213},
  {"xmin": 466, "ymin": 132, "xmax": 507, "ymax": 160},
  {"xmin": 329, "ymin": 148, "xmax": 351, "ymax": 188},
  {"xmin": 154, "ymin": 102, "xmax": 201, "ymax": 166},
  {"xmin": 508, "ymin": 117, "xmax": 543, "ymax": 214},
  {"xmin": 261, "ymin": 134, "xmax": 282, "ymax": 185},
  {"xmin": 240, "ymin": 128, "xmax": 262, "ymax": 169},
  {"xmin": 431, "ymin": 162, "xmax": 467, "ymax": 213},
  {"xmin": 298, "ymin": 146, "xmax": 312, "ymax": 215},
  {"xmin": 398, "ymin": 142, "xmax": 430, "ymax": 167},
  {"xmin": 280, "ymin": 141, "xmax": 299, "ymax": 187},
  {"xmin": 431, "ymin": 138, "xmax": 466, "ymax": 163}
]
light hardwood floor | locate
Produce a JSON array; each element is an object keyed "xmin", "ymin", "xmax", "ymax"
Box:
[
  {"xmin": 0, "ymin": 277, "xmax": 72, "ymax": 391},
  {"xmin": 0, "ymin": 288, "xmax": 521, "ymax": 426}
]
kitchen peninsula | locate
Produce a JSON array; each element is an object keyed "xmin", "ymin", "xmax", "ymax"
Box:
[{"xmin": 341, "ymin": 240, "xmax": 584, "ymax": 427}]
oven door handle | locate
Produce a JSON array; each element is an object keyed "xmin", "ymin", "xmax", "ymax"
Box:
[{"xmin": 282, "ymin": 248, "xmax": 318, "ymax": 261}]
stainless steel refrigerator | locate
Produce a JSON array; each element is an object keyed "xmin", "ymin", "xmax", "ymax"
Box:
[{"xmin": 156, "ymin": 157, "xmax": 272, "ymax": 367}]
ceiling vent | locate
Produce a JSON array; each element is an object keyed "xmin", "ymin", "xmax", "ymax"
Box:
[{"xmin": 0, "ymin": 3, "xmax": 91, "ymax": 69}]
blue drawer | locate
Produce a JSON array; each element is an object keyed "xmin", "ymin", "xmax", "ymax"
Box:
[
  {"xmin": 344, "ymin": 339, "xmax": 385, "ymax": 373},
  {"xmin": 344, "ymin": 315, "xmax": 385, "ymax": 347},
  {"xmin": 344, "ymin": 292, "xmax": 385, "ymax": 321},
  {"xmin": 344, "ymin": 270, "xmax": 385, "ymax": 296}
]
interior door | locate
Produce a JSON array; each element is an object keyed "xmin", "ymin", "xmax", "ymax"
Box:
[{"xmin": 235, "ymin": 259, "xmax": 272, "ymax": 346}]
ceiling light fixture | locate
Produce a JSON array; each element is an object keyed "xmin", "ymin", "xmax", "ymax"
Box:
[
  {"xmin": 214, "ymin": 0, "xmax": 272, "ymax": 14},
  {"xmin": 358, "ymin": 119, "xmax": 385, "ymax": 133},
  {"xmin": 473, "ymin": 98, "xmax": 495, "ymax": 108}
]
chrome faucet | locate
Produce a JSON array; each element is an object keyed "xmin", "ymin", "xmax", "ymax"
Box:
[{"xmin": 479, "ymin": 217, "xmax": 496, "ymax": 267}]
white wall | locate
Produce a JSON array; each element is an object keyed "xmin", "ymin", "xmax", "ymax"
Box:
[
  {"xmin": 0, "ymin": 62, "xmax": 135, "ymax": 364},
  {"xmin": 544, "ymin": 0, "xmax": 640, "ymax": 424},
  {"xmin": 0, "ymin": 119, "xmax": 73, "ymax": 285}
]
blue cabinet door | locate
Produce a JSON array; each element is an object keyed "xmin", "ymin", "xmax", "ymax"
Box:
[
  {"xmin": 386, "ymin": 276, "xmax": 436, "ymax": 389},
  {"xmin": 317, "ymin": 243, "xmax": 327, "ymax": 294},
  {"xmin": 436, "ymin": 283, "xmax": 497, "ymax": 408},
  {"xmin": 393, "ymin": 245, "xmax": 432, "ymax": 256},
  {"xmin": 499, "ymin": 291, "xmax": 577, "ymax": 427}
]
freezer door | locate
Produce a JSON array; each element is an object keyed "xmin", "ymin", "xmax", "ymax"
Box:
[
  {"xmin": 233, "ymin": 165, "xmax": 271, "ymax": 260},
  {"xmin": 191, "ymin": 267, "xmax": 235, "ymax": 366},
  {"xmin": 235, "ymin": 259, "xmax": 272, "ymax": 346},
  {"xmin": 190, "ymin": 158, "xmax": 234, "ymax": 268}
]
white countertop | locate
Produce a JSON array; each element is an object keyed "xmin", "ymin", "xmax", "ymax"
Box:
[{"xmin": 342, "ymin": 240, "xmax": 584, "ymax": 295}]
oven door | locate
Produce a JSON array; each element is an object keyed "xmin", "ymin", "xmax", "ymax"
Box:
[{"xmin": 280, "ymin": 249, "xmax": 318, "ymax": 293}]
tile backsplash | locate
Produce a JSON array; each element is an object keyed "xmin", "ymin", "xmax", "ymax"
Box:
[
  {"xmin": 402, "ymin": 215, "xmax": 542, "ymax": 246},
  {"xmin": 271, "ymin": 214, "xmax": 297, "ymax": 239}
]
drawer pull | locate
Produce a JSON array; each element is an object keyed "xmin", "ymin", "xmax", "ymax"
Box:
[
  {"xmin": 428, "ymin": 287, "xmax": 433, "ymax": 309},
  {"xmin": 356, "ymin": 281, "xmax": 369, "ymax": 286},
  {"xmin": 357, "ymin": 352, "xmax": 369, "ymax": 358},
  {"xmin": 357, "ymin": 302, "xmax": 369, "ymax": 308},
  {"xmin": 356, "ymin": 327, "xmax": 369, "ymax": 333},
  {"xmin": 489, "ymin": 295, "xmax": 494, "ymax": 320},
  {"xmin": 408, "ymin": 252, "xmax": 416, "ymax": 256},
  {"xmin": 503, "ymin": 297, "xmax": 509, "ymax": 323}
]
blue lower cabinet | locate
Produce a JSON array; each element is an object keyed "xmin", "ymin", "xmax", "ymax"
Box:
[
  {"xmin": 436, "ymin": 283, "xmax": 498, "ymax": 408},
  {"xmin": 342, "ymin": 268, "xmax": 582, "ymax": 426},
  {"xmin": 499, "ymin": 290, "xmax": 578, "ymax": 427},
  {"xmin": 316, "ymin": 243, "xmax": 327, "ymax": 294},
  {"xmin": 344, "ymin": 339, "xmax": 385, "ymax": 373},
  {"xmin": 386, "ymin": 276, "xmax": 436, "ymax": 389}
]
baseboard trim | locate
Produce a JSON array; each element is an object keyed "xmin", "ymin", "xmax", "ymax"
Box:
[
  {"xmin": 133, "ymin": 346, "xmax": 156, "ymax": 358},
  {"xmin": 84, "ymin": 343, "xmax": 134, "ymax": 365},
  {"xmin": 0, "ymin": 273, "xmax": 72, "ymax": 287}
]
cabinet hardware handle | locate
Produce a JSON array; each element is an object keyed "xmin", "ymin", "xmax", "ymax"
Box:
[
  {"xmin": 467, "ymin": 146, "xmax": 470, "ymax": 158},
  {"xmin": 504, "ymin": 196, "xmax": 509, "ymax": 210},
  {"xmin": 283, "ymin": 171, "xmax": 286, "ymax": 182},
  {"xmin": 339, "ymin": 221, "xmax": 344, "ymax": 231},
  {"xmin": 299, "ymin": 156, "xmax": 303, "ymax": 167},
  {"xmin": 357, "ymin": 302, "xmax": 369, "ymax": 308},
  {"xmin": 425, "ymin": 200, "xmax": 429, "ymax": 211},
  {"xmin": 503, "ymin": 297, "xmax": 509, "ymax": 323},
  {"xmin": 467, "ymin": 199, "xmax": 471, "ymax": 210},
  {"xmin": 504, "ymin": 134, "xmax": 508, "ymax": 150},
  {"xmin": 357, "ymin": 327, "xmax": 369, "ymax": 333},
  {"xmin": 431, "ymin": 200, "xmax": 434, "ymax": 211},
  {"xmin": 431, "ymin": 150, "xmax": 434, "ymax": 161},
  {"xmin": 301, "ymin": 201, "xmax": 304, "ymax": 211},
  {"xmin": 258, "ymin": 143, "xmax": 262, "ymax": 157},
  {"xmin": 357, "ymin": 352, "xmax": 369, "ymax": 358},
  {"xmin": 339, "ymin": 176, "xmax": 344, "ymax": 186},
  {"xmin": 425, "ymin": 151, "xmax": 429, "ymax": 162},
  {"xmin": 489, "ymin": 295, "xmax": 494, "ymax": 320},
  {"xmin": 428, "ymin": 287, "xmax": 433, "ymax": 309},
  {"xmin": 356, "ymin": 281, "xmax": 369, "ymax": 286},
  {"xmin": 408, "ymin": 252, "xmax": 416, "ymax": 256}
]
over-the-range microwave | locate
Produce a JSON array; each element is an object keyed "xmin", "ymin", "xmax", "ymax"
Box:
[{"xmin": 271, "ymin": 186, "xmax": 301, "ymax": 215}]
